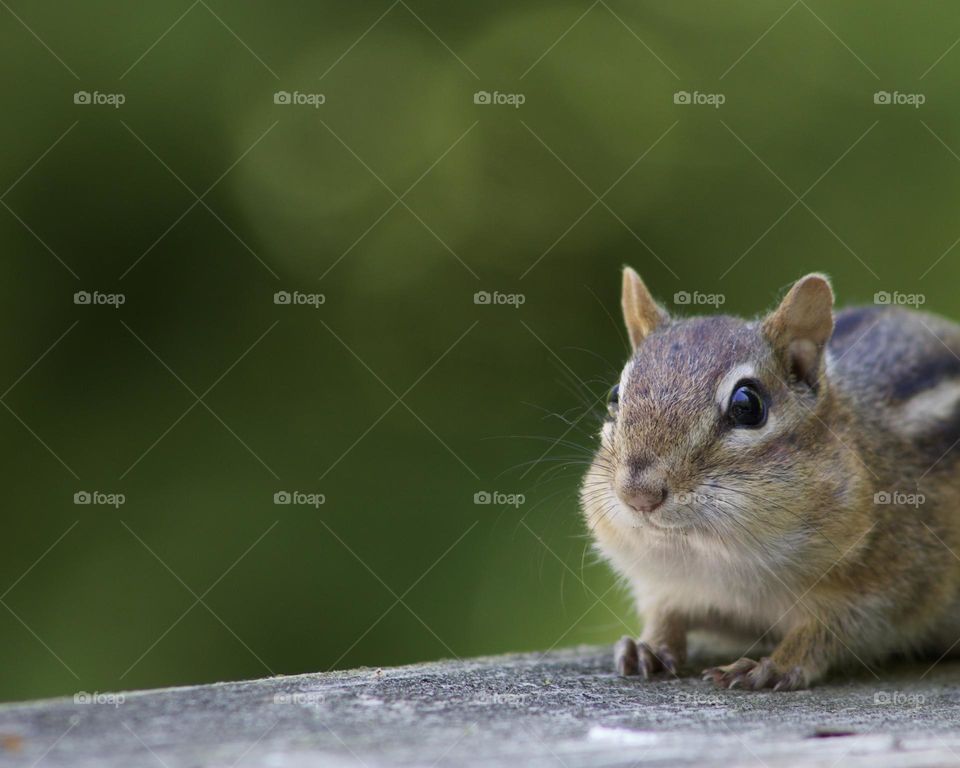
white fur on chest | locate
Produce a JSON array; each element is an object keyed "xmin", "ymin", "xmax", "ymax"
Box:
[{"xmin": 597, "ymin": 528, "xmax": 804, "ymax": 633}]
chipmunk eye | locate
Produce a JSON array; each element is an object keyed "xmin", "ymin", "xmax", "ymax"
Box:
[
  {"xmin": 607, "ymin": 384, "xmax": 619, "ymax": 412},
  {"xmin": 728, "ymin": 380, "xmax": 766, "ymax": 428}
]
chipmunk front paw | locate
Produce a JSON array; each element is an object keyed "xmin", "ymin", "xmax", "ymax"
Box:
[
  {"xmin": 614, "ymin": 636, "xmax": 679, "ymax": 679},
  {"xmin": 702, "ymin": 657, "xmax": 806, "ymax": 691}
]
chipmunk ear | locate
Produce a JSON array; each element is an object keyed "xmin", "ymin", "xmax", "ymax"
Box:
[
  {"xmin": 621, "ymin": 267, "xmax": 666, "ymax": 350},
  {"xmin": 762, "ymin": 273, "xmax": 834, "ymax": 388}
]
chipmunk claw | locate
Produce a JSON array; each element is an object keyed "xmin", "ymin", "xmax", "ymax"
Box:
[
  {"xmin": 772, "ymin": 667, "xmax": 806, "ymax": 691},
  {"xmin": 702, "ymin": 657, "xmax": 755, "ymax": 688},
  {"xmin": 648, "ymin": 644, "xmax": 678, "ymax": 676},
  {"xmin": 615, "ymin": 636, "xmax": 639, "ymax": 676},
  {"xmin": 702, "ymin": 657, "xmax": 806, "ymax": 691},
  {"xmin": 615, "ymin": 636, "xmax": 678, "ymax": 678}
]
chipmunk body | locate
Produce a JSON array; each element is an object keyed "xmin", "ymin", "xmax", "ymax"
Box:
[{"xmin": 581, "ymin": 269, "xmax": 960, "ymax": 690}]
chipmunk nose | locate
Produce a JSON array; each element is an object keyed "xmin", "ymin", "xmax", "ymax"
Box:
[{"xmin": 618, "ymin": 485, "xmax": 668, "ymax": 514}]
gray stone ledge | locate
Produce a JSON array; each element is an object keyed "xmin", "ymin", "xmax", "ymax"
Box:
[{"xmin": 1, "ymin": 645, "xmax": 959, "ymax": 767}]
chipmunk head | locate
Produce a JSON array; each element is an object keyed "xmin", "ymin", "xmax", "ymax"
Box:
[{"xmin": 582, "ymin": 267, "xmax": 844, "ymax": 557}]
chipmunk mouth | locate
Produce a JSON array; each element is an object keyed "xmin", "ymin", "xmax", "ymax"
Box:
[
  {"xmin": 642, "ymin": 511, "xmax": 691, "ymax": 531},
  {"xmin": 634, "ymin": 489, "xmax": 719, "ymax": 533},
  {"xmin": 620, "ymin": 500, "xmax": 693, "ymax": 532}
]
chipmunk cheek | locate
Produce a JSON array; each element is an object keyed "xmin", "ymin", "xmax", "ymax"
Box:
[{"xmin": 600, "ymin": 420, "xmax": 617, "ymax": 448}]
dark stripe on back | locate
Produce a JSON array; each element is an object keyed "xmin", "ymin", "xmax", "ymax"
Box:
[
  {"xmin": 892, "ymin": 355, "xmax": 960, "ymax": 400},
  {"xmin": 830, "ymin": 306, "xmax": 877, "ymax": 347}
]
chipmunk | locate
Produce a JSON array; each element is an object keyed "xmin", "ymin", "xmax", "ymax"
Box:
[{"xmin": 581, "ymin": 267, "xmax": 960, "ymax": 690}]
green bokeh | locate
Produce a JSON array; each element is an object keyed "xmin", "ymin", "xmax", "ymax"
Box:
[{"xmin": 1, "ymin": 1, "xmax": 958, "ymax": 702}]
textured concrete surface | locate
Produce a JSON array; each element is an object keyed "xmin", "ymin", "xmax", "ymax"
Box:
[{"xmin": 1, "ymin": 645, "xmax": 959, "ymax": 767}]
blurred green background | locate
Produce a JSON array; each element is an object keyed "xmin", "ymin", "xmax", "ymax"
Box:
[{"xmin": 0, "ymin": 0, "xmax": 958, "ymax": 703}]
